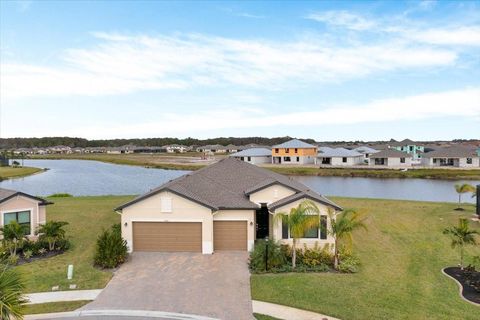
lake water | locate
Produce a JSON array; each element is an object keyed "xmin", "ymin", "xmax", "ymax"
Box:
[{"xmin": 0, "ymin": 160, "xmax": 478, "ymax": 203}]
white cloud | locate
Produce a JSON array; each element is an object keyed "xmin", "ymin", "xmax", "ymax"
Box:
[
  {"xmin": 306, "ymin": 11, "xmax": 376, "ymax": 31},
  {"xmin": 407, "ymin": 26, "xmax": 480, "ymax": 46},
  {"xmin": 49, "ymin": 87, "xmax": 479, "ymax": 139},
  {"xmin": 0, "ymin": 32, "xmax": 458, "ymax": 99}
]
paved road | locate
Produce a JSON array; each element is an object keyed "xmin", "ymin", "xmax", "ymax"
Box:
[{"xmin": 82, "ymin": 252, "xmax": 253, "ymax": 320}]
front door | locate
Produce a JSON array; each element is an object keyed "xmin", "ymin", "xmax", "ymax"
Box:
[{"xmin": 256, "ymin": 205, "xmax": 269, "ymax": 239}]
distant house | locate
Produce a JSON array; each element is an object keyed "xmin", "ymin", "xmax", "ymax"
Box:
[
  {"xmin": 163, "ymin": 144, "xmax": 188, "ymax": 153},
  {"xmin": 0, "ymin": 188, "xmax": 52, "ymax": 239},
  {"xmin": 85, "ymin": 147, "xmax": 106, "ymax": 153},
  {"xmin": 106, "ymin": 145, "xmax": 136, "ymax": 154},
  {"xmin": 272, "ymin": 139, "xmax": 317, "ymax": 165},
  {"xmin": 197, "ymin": 145, "xmax": 227, "ymax": 153},
  {"xmin": 422, "ymin": 146, "xmax": 480, "ymax": 168},
  {"xmin": 225, "ymin": 145, "xmax": 240, "ymax": 153},
  {"xmin": 388, "ymin": 139, "xmax": 424, "ymax": 162},
  {"xmin": 369, "ymin": 149, "xmax": 412, "ymax": 167},
  {"xmin": 317, "ymin": 147, "xmax": 364, "ymax": 166},
  {"xmin": 48, "ymin": 145, "xmax": 72, "ymax": 154},
  {"xmin": 353, "ymin": 146, "xmax": 380, "ymax": 162},
  {"xmin": 229, "ymin": 148, "xmax": 272, "ymax": 164}
]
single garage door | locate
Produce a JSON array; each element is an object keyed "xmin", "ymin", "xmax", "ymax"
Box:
[
  {"xmin": 132, "ymin": 222, "xmax": 202, "ymax": 252},
  {"xmin": 213, "ymin": 221, "xmax": 247, "ymax": 251}
]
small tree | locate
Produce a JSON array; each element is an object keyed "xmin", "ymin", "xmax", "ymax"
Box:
[
  {"xmin": 454, "ymin": 183, "xmax": 475, "ymax": 207},
  {"xmin": 0, "ymin": 262, "xmax": 27, "ymax": 319},
  {"xmin": 274, "ymin": 200, "xmax": 320, "ymax": 269},
  {"xmin": 37, "ymin": 221, "xmax": 69, "ymax": 251},
  {"xmin": 94, "ymin": 224, "xmax": 128, "ymax": 269},
  {"xmin": 443, "ymin": 218, "xmax": 478, "ymax": 269},
  {"xmin": 0, "ymin": 222, "xmax": 27, "ymax": 257},
  {"xmin": 327, "ymin": 209, "xmax": 367, "ymax": 270}
]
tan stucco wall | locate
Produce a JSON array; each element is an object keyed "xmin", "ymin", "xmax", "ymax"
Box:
[
  {"xmin": 271, "ymin": 198, "xmax": 337, "ymax": 249},
  {"xmin": 214, "ymin": 209, "xmax": 255, "ymax": 251},
  {"xmin": 249, "ymin": 184, "xmax": 296, "ymax": 205},
  {"xmin": 0, "ymin": 195, "xmax": 44, "ymax": 237},
  {"xmin": 121, "ymin": 192, "xmax": 257, "ymax": 253},
  {"xmin": 121, "ymin": 191, "xmax": 214, "ymax": 253}
]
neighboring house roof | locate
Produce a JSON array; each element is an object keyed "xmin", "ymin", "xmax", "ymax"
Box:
[
  {"xmin": 369, "ymin": 149, "xmax": 410, "ymax": 158},
  {"xmin": 115, "ymin": 157, "xmax": 341, "ymax": 212},
  {"xmin": 389, "ymin": 139, "xmax": 418, "ymax": 147},
  {"xmin": 318, "ymin": 147, "xmax": 363, "ymax": 157},
  {"xmin": 353, "ymin": 146, "xmax": 380, "ymax": 154},
  {"xmin": 0, "ymin": 188, "xmax": 52, "ymax": 205},
  {"xmin": 422, "ymin": 146, "xmax": 479, "ymax": 158},
  {"xmin": 272, "ymin": 139, "xmax": 316, "ymax": 149},
  {"xmin": 230, "ymin": 148, "xmax": 272, "ymax": 157}
]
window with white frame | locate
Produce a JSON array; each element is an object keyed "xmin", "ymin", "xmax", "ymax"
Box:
[
  {"xmin": 3, "ymin": 211, "xmax": 31, "ymax": 235},
  {"xmin": 160, "ymin": 197, "xmax": 172, "ymax": 212}
]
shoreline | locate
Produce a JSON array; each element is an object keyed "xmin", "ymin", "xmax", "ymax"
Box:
[
  {"xmin": 28, "ymin": 154, "xmax": 480, "ymax": 180},
  {"xmin": 0, "ymin": 166, "xmax": 45, "ymax": 181}
]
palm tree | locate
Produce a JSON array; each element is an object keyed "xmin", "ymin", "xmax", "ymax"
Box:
[
  {"xmin": 443, "ymin": 218, "xmax": 478, "ymax": 269},
  {"xmin": 0, "ymin": 222, "xmax": 27, "ymax": 257},
  {"xmin": 0, "ymin": 262, "xmax": 27, "ymax": 319},
  {"xmin": 37, "ymin": 221, "xmax": 69, "ymax": 251},
  {"xmin": 454, "ymin": 183, "xmax": 475, "ymax": 206},
  {"xmin": 327, "ymin": 208, "xmax": 367, "ymax": 270},
  {"xmin": 274, "ymin": 200, "xmax": 320, "ymax": 269}
]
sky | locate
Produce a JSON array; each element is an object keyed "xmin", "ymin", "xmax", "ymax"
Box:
[{"xmin": 0, "ymin": 0, "xmax": 479, "ymax": 141}]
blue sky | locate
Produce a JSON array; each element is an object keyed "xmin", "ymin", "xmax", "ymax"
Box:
[{"xmin": 1, "ymin": 0, "xmax": 479, "ymax": 140}]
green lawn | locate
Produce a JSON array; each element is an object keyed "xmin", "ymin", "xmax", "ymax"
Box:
[
  {"xmin": 0, "ymin": 166, "xmax": 43, "ymax": 180},
  {"xmin": 24, "ymin": 300, "xmax": 91, "ymax": 314},
  {"xmin": 16, "ymin": 196, "xmax": 132, "ymax": 293},
  {"xmin": 16, "ymin": 196, "xmax": 480, "ymax": 319},
  {"xmin": 251, "ymin": 197, "xmax": 480, "ymax": 320},
  {"xmin": 253, "ymin": 314, "xmax": 282, "ymax": 320}
]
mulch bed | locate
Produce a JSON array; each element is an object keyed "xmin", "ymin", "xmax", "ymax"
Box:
[
  {"xmin": 443, "ymin": 267, "xmax": 480, "ymax": 305},
  {"xmin": 16, "ymin": 250, "xmax": 66, "ymax": 266}
]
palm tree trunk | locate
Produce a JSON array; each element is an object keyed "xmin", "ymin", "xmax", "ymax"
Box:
[
  {"xmin": 292, "ymin": 238, "xmax": 297, "ymax": 269},
  {"xmin": 460, "ymin": 246, "xmax": 464, "ymax": 270},
  {"xmin": 334, "ymin": 238, "xmax": 339, "ymax": 270},
  {"xmin": 458, "ymin": 193, "xmax": 461, "ymax": 205}
]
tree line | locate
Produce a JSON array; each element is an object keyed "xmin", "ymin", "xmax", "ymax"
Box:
[{"xmin": 0, "ymin": 136, "xmax": 317, "ymax": 148}]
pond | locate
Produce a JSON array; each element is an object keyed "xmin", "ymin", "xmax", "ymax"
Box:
[{"xmin": 0, "ymin": 160, "xmax": 478, "ymax": 203}]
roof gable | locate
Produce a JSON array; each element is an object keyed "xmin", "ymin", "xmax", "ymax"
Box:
[{"xmin": 272, "ymin": 139, "xmax": 316, "ymax": 149}]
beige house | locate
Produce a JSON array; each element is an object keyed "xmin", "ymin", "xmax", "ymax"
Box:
[
  {"xmin": 115, "ymin": 158, "xmax": 341, "ymax": 254},
  {"xmin": 0, "ymin": 188, "xmax": 51, "ymax": 238},
  {"xmin": 369, "ymin": 149, "xmax": 412, "ymax": 167},
  {"xmin": 422, "ymin": 146, "xmax": 480, "ymax": 168}
]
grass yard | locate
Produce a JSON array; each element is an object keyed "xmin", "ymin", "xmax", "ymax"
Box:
[
  {"xmin": 0, "ymin": 166, "xmax": 43, "ymax": 180},
  {"xmin": 24, "ymin": 300, "xmax": 91, "ymax": 314},
  {"xmin": 16, "ymin": 196, "xmax": 132, "ymax": 293},
  {"xmin": 253, "ymin": 314, "xmax": 282, "ymax": 320},
  {"xmin": 251, "ymin": 197, "xmax": 480, "ymax": 320}
]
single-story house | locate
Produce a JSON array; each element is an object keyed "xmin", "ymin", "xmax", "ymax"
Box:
[
  {"xmin": 163, "ymin": 144, "xmax": 189, "ymax": 153},
  {"xmin": 229, "ymin": 148, "xmax": 272, "ymax": 164},
  {"xmin": 271, "ymin": 139, "xmax": 317, "ymax": 165},
  {"xmin": 422, "ymin": 146, "xmax": 480, "ymax": 168},
  {"xmin": 317, "ymin": 147, "xmax": 364, "ymax": 166},
  {"xmin": 369, "ymin": 149, "xmax": 412, "ymax": 167},
  {"xmin": 115, "ymin": 158, "xmax": 341, "ymax": 254},
  {"xmin": 196, "ymin": 145, "xmax": 227, "ymax": 153},
  {"xmin": 0, "ymin": 188, "xmax": 52, "ymax": 238},
  {"xmin": 353, "ymin": 146, "xmax": 380, "ymax": 161}
]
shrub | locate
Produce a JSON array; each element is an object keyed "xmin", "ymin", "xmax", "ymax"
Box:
[
  {"xmin": 55, "ymin": 238, "xmax": 71, "ymax": 251},
  {"xmin": 249, "ymin": 239, "xmax": 287, "ymax": 272},
  {"xmin": 48, "ymin": 193, "xmax": 73, "ymax": 198},
  {"xmin": 337, "ymin": 254, "xmax": 360, "ymax": 273},
  {"xmin": 37, "ymin": 221, "xmax": 69, "ymax": 251},
  {"xmin": 94, "ymin": 224, "xmax": 128, "ymax": 269},
  {"xmin": 301, "ymin": 243, "xmax": 334, "ymax": 267},
  {"xmin": 38, "ymin": 248, "xmax": 47, "ymax": 256},
  {"xmin": 23, "ymin": 250, "xmax": 33, "ymax": 260},
  {"xmin": 7, "ymin": 255, "xmax": 19, "ymax": 266}
]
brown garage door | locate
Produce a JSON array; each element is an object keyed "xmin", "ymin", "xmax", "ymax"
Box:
[
  {"xmin": 213, "ymin": 221, "xmax": 247, "ymax": 251},
  {"xmin": 132, "ymin": 222, "xmax": 202, "ymax": 252}
]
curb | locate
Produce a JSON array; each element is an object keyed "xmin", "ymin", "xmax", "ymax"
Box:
[
  {"xmin": 26, "ymin": 309, "xmax": 219, "ymax": 320},
  {"xmin": 252, "ymin": 300, "xmax": 340, "ymax": 320},
  {"xmin": 441, "ymin": 267, "xmax": 480, "ymax": 307},
  {"xmin": 26, "ymin": 290, "xmax": 102, "ymax": 305}
]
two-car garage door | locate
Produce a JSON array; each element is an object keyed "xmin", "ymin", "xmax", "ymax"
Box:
[
  {"xmin": 132, "ymin": 221, "xmax": 247, "ymax": 252},
  {"xmin": 132, "ymin": 222, "xmax": 202, "ymax": 252}
]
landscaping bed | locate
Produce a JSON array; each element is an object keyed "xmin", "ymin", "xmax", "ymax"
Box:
[{"xmin": 443, "ymin": 266, "xmax": 480, "ymax": 305}]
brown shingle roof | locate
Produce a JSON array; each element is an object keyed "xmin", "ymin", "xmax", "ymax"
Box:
[
  {"xmin": 423, "ymin": 146, "xmax": 479, "ymax": 158},
  {"xmin": 369, "ymin": 149, "xmax": 411, "ymax": 158},
  {"xmin": 116, "ymin": 157, "xmax": 341, "ymax": 211},
  {"xmin": 0, "ymin": 188, "xmax": 52, "ymax": 205}
]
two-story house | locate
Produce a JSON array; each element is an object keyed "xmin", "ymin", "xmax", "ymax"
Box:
[{"xmin": 271, "ymin": 139, "xmax": 317, "ymax": 165}]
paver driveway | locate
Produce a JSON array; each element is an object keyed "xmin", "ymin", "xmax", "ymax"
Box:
[{"xmin": 83, "ymin": 252, "xmax": 253, "ymax": 320}]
